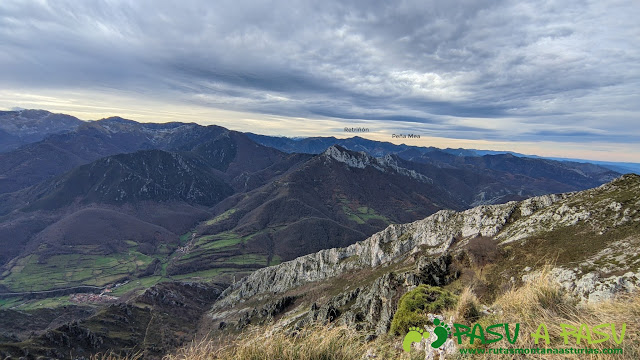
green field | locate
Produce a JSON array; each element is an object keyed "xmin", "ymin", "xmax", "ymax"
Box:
[
  {"xmin": 0, "ymin": 239, "xmax": 163, "ymax": 293},
  {"xmin": 205, "ymin": 208, "xmax": 237, "ymax": 226},
  {"xmin": 0, "ymin": 226, "xmax": 284, "ymax": 309},
  {"xmin": 269, "ymin": 254, "xmax": 282, "ymax": 266},
  {"xmin": 342, "ymin": 204, "xmax": 390, "ymax": 225},
  {"xmin": 0, "ymin": 297, "xmax": 21, "ymax": 309},
  {"xmin": 179, "ymin": 231, "xmax": 194, "ymax": 244},
  {"xmin": 20, "ymin": 296, "xmax": 75, "ymax": 310},
  {"xmin": 109, "ymin": 276, "xmax": 169, "ymax": 296},
  {"xmin": 196, "ymin": 232, "xmax": 244, "ymax": 250},
  {"xmin": 171, "ymin": 268, "xmax": 233, "ymax": 280},
  {"xmin": 226, "ymin": 254, "xmax": 268, "ymax": 266},
  {"xmin": 0, "ymin": 250, "xmax": 155, "ymax": 292}
]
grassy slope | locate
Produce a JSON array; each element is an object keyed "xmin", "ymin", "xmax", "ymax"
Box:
[
  {"xmin": 95, "ymin": 273, "xmax": 639, "ymax": 360},
  {"xmin": 480, "ymin": 174, "xmax": 640, "ymax": 301}
]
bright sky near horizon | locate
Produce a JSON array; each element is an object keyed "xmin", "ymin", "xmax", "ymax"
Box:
[{"xmin": 1, "ymin": 0, "xmax": 639, "ymax": 162}]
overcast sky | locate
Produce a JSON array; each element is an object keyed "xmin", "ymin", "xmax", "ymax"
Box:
[{"xmin": 1, "ymin": 0, "xmax": 639, "ymax": 161}]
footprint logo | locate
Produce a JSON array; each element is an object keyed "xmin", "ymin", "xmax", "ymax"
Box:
[
  {"xmin": 430, "ymin": 318, "xmax": 451, "ymax": 349},
  {"xmin": 402, "ymin": 326, "xmax": 430, "ymax": 352}
]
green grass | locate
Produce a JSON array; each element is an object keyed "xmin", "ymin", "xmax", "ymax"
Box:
[
  {"xmin": 204, "ymin": 237, "xmax": 243, "ymax": 250},
  {"xmin": 342, "ymin": 204, "xmax": 390, "ymax": 225},
  {"xmin": 195, "ymin": 232, "xmax": 243, "ymax": 250},
  {"xmin": 170, "ymin": 268, "xmax": 234, "ymax": 280},
  {"xmin": 180, "ymin": 231, "xmax": 194, "ymax": 244},
  {"xmin": 110, "ymin": 276, "xmax": 169, "ymax": 296},
  {"xmin": 156, "ymin": 243, "xmax": 173, "ymax": 255},
  {"xmin": 226, "ymin": 254, "xmax": 268, "ymax": 266},
  {"xmin": 389, "ymin": 285, "xmax": 457, "ymax": 335},
  {"xmin": 269, "ymin": 255, "xmax": 282, "ymax": 266},
  {"xmin": 0, "ymin": 250, "xmax": 157, "ymax": 292},
  {"xmin": 0, "ymin": 297, "xmax": 21, "ymax": 309},
  {"xmin": 178, "ymin": 229, "xmax": 279, "ymax": 270},
  {"xmin": 18, "ymin": 296, "xmax": 74, "ymax": 310},
  {"xmin": 205, "ymin": 208, "xmax": 237, "ymax": 226}
]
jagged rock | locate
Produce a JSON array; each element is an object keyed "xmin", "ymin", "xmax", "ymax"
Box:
[
  {"xmin": 547, "ymin": 268, "xmax": 640, "ymax": 302},
  {"xmin": 212, "ymin": 195, "xmax": 552, "ymax": 311}
]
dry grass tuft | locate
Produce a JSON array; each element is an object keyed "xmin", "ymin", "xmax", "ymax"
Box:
[
  {"xmin": 91, "ymin": 352, "xmax": 142, "ymax": 360},
  {"xmin": 166, "ymin": 325, "xmax": 378, "ymax": 360},
  {"xmin": 165, "ymin": 324, "xmax": 428, "ymax": 360},
  {"xmin": 454, "ymin": 287, "xmax": 482, "ymax": 323},
  {"xmin": 461, "ymin": 266, "xmax": 640, "ymax": 359}
]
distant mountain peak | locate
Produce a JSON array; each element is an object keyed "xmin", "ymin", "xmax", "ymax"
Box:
[
  {"xmin": 99, "ymin": 116, "xmax": 139, "ymax": 124},
  {"xmin": 0, "ymin": 109, "xmax": 83, "ymax": 152},
  {"xmin": 322, "ymin": 145, "xmax": 433, "ymax": 183},
  {"xmin": 322, "ymin": 145, "xmax": 374, "ymax": 169}
]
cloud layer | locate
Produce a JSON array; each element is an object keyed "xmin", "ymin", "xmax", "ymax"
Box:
[{"xmin": 1, "ymin": 0, "xmax": 639, "ymax": 154}]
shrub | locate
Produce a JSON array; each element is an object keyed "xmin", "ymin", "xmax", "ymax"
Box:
[{"xmin": 389, "ymin": 284, "xmax": 457, "ymax": 335}]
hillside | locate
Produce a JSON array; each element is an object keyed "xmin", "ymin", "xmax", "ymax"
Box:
[
  {"xmin": 25, "ymin": 149, "xmax": 233, "ymax": 210},
  {"xmin": 0, "ymin": 147, "xmax": 238, "ymax": 275},
  {"xmin": 398, "ymin": 149, "xmax": 618, "ymax": 191},
  {"xmin": 0, "ymin": 122, "xmax": 309, "ymax": 287},
  {"xmin": 0, "ymin": 282, "xmax": 226, "ymax": 359},
  {"xmin": 0, "ymin": 139, "xmax": 303, "ymax": 293},
  {"xmin": 171, "ymin": 145, "xmax": 621, "ymax": 279},
  {"xmin": 0, "ymin": 117, "xmax": 298, "ymax": 195},
  {"xmin": 166, "ymin": 145, "xmax": 468, "ymax": 276},
  {"xmin": 208, "ymin": 174, "xmax": 640, "ymax": 339}
]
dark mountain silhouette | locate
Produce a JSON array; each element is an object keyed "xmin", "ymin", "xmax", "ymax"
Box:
[
  {"xmin": 246, "ymin": 133, "xmax": 426, "ymax": 156},
  {"xmin": 0, "ymin": 118, "xmax": 297, "ymax": 195},
  {"xmin": 246, "ymin": 133, "xmax": 627, "ymax": 179},
  {"xmin": 0, "ymin": 131, "xmax": 306, "ymax": 287},
  {"xmin": 397, "ymin": 149, "xmax": 618, "ymax": 191},
  {"xmin": 0, "ymin": 110, "xmax": 83, "ymax": 152},
  {"xmin": 25, "ymin": 149, "xmax": 233, "ymax": 210}
]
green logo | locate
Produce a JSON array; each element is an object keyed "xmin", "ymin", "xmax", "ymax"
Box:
[
  {"xmin": 403, "ymin": 320, "xmax": 625, "ymax": 352},
  {"xmin": 402, "ymin": 318, "xmax": 451, "ymax": 352}
]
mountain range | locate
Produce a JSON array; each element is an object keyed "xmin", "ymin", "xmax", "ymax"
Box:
[
  {"xmin": 2, "ymin": 173, "xmax": 638, "ymax": 358},
  {"xmin": 0, "ymin": 110, "xmax": 637, "ymax": 358},
  {"xmin": 247, "ymin": 132, "xmax": 640, "ymax": 174}
]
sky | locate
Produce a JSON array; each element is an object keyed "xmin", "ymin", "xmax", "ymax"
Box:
[{"xmin": 0, "ymin": 0, "xmax": 639, "ymax": 162}]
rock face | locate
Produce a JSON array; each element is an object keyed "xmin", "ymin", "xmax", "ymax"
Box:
[
  {"xmin": 548, "ymin": 268, "xmax": 640, "ymax": 303},
  {"xmin": 213, "ymin": 192, "xmax": 565, "ymax": 310},
  {"xmin": 323, "ymin": 145, "xmax": 433, "ymax": 183},
  {"xmin": 210, "ymin": 174, "xmax": 640, "ymax": 333}
]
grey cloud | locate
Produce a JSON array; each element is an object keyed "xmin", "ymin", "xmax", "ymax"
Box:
[{"xmin": 0, "ymin": 0, "xmax": 639, "ymax": 145}]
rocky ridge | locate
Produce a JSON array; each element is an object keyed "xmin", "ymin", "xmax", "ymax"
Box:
[
  {"xmin": 210, "ymin": 174, "xmax": 640, "ymax": 334},
  {"xmin": 213, "ymin": 191, "xmax": 565, "ymax": 309},
  {"xmin": 323, "ymin": 145, "xmax": 433, "ymax": 183}
]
